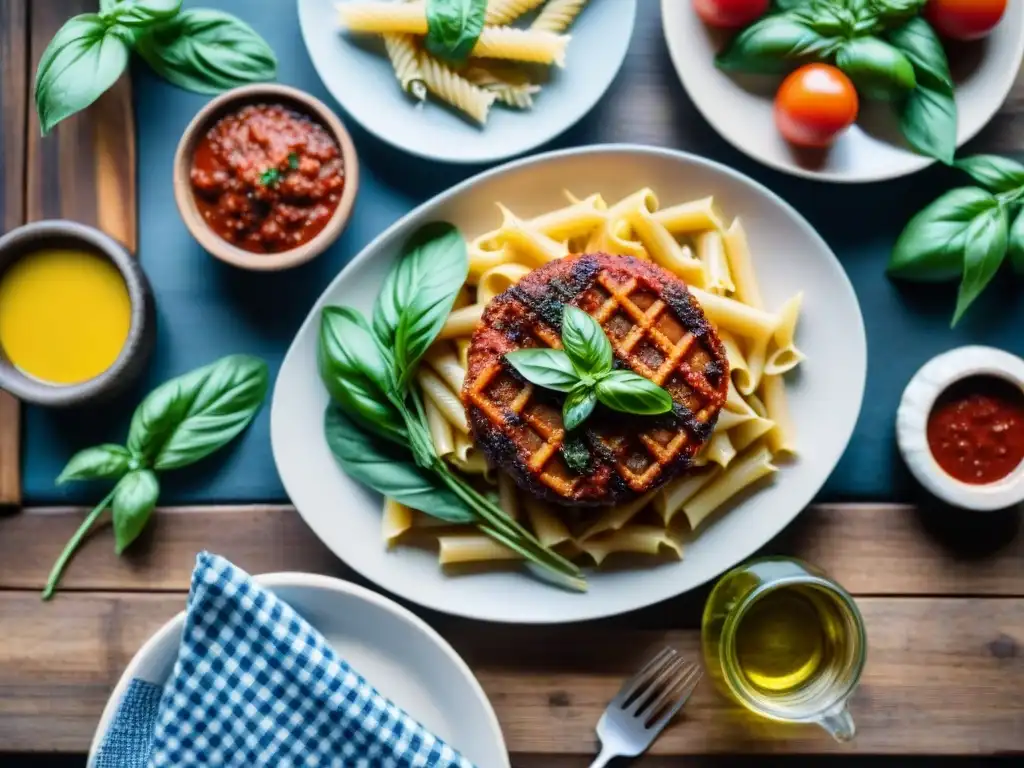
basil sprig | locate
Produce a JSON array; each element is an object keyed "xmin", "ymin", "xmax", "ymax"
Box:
[
  {"xmin": 318, "ymin": 222, "xmax": 585, "ymax": 591},
  {"xmin": 36, "ymin": 0, "xmax": 277, "ymax": 135},
  {"xmin": 42, "ymin": 354, "xmax": 269, "ymax": 599},
  {"xmin": 425, "ymin": 0, "xmax": 487, "ymax": 64},
  {"xmin": 719, "ymin": 0, "xmax": 955, "ymax": 162},
  {"xmin": 889, "ymin": 154, "xmax": 1024, "ymax": 325},
  {"xmin": 505, "ymin": 306, "xmax": 673, "ymax": 432}
]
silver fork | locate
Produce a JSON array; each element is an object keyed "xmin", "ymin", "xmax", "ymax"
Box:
[{"xmin": 589, "ymin": 647, "xmax": 703, "ymax": 768}]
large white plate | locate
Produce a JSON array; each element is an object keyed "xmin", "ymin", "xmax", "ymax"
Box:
[
  {"xmin": 662, "ymin": 0, "xmax": 1024, "ymax": 182},
  {"xmin": 88, "ymin": 573, "xmax": 508, "ymax": 767},
  {"xmin": 271, "ymin": 145, "xmax": 867, "ymax": 623},
  {"xmin": 298, "ymin": 0, "xmax": 636, "ymax": 164}
]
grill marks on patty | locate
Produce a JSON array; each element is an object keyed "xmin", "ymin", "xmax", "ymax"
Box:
[{"xmin": 462, "ymin": 253, "xmax": 730, "ymax": 506}]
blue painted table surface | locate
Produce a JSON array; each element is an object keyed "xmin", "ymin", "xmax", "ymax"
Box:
[{"xmin": 22, "ymin": 0, "xmax": 1024, "ymax": 506}]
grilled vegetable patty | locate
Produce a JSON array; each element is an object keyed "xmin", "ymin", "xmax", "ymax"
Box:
[{"xmin": 462, "ymin": 253, "xmax": 729, "ymax": 506}]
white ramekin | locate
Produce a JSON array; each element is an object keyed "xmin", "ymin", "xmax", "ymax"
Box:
[{"xmin": 896, "ymin": 346, "xmax": 1024, "ymax": 511}]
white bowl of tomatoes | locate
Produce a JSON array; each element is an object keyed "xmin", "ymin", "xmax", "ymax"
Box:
[{"xmin": 664, "ymin": 0, "xmax": 1023, "ymax": 182}]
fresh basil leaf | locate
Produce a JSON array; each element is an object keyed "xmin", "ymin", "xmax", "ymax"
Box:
[
  {"xmin": 793, "ymin": 2, "xmax": 856, "ymax": 37},
  {"xmin": 886, "ymin": 16, "xmax": 953, "ymax": 91},
  {"xmin": 595, "ymin": 370, "xmax": 674, "ymax": 416},
  {"xmin": 425, "ymin": 0, "xmax": 487, "ymax": 63},
  {"xmin": 57, "ymin": 445, "xmax": 133, "ymax": 484},
  {"xmin": 868, "ymin": 0, "xmax": 927, "ymax": 26},
  {"xmin": 953, "ymin": 204, "xmax": 1009, "ymax": 326},
  {"xmin": 954, "ymin": 155, "xmax": 1024, "ymax": 194},
  {"xmin": 504, "ymin": 349, "xmax": 580, "ymax": 392},
  {"xmin": 836, "ymin": 37, "xmax": 916, "ymax": 100},
  {"xmin": 561, "ymin": 433, "xmax": 593, "ymax": 475},
  {"xmin": 111, "ymin": 469, "xmax": 160, "ymax": 554},
  {"xmin": 103, "ymin": 0, "xmax": 182, "ymax": 27},
  {"xmin": 319, "ymin": 306, "xmax": 406, "ymax": 444},
  {"xmin": 716, "ymin": 15, "xmax": 839, "ymax": 74},
  {"xmin": 560, "ymin": 306, "xmax": 613, "ymax": 377},
  {"xmin": 773, "ymin": 0, "xmax": 808, "ymax": 10},
  {"xmin": 324, "ymin": 405, "xmax": 475, "ymax": 524},
  {"xmin": 563, "ymin": 386, "xmax": 597, "ymax": 432},
  {"xmin": 896, "ymin": 82, "xmax": 957, "ymax": 164},
  {"xmin": 1008, "ymin": 209, "xmax": 1024, "ymax": 275},
  {"xmin": 127, "ymin": 354, "xmax": 269, "ymax": 471},
  {"xmin": 134, "ymin": 9, "xmax": 277, "ymax": 95},
  {"xmin": 373, "ymin": 223, "xmax": 469, "ymax": 388},
  {"xmin": 34, "ymin": 14, "xmax": 132, "ymax": 135},
  {"xmin": 889, "ymin": 188, "xmax": 1000, "ymax": 281}
]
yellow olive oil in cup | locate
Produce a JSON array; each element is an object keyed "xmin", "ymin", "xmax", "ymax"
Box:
[
  {"xmin": 0, "ymin": 247, "xmax": 131, "ymax": 384},
  {"xmin": 702, "ymin": 557, "xmax": 866, "ymax": 742}
]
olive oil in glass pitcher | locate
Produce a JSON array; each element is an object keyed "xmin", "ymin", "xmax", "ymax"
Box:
[{"xmin": 701, "ymin": 557, "xmax": 867, "ymax": 741}]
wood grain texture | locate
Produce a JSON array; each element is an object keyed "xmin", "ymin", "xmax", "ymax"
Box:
[
  {"xmin": 0, "ymin": 503, "xmax": 1019, "ymax": 596},
  {"xmin": 0, "ymin": 0, "xmax": 27, "ymax": 508},
  {"xmin": 27, "ymin": 0, "xmax": 136, "ymax": 250},
  {"xmin": 0, "ymin": 593, "xmax": 1020, "ymax": 755}
]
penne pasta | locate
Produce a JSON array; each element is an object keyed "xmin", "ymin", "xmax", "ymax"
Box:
[
  {"xmin": 456, "ymin": 338, "xmax": 471, "ymax": 370},
  {"xmin": 654, "ymin": 468, "xmax": 718, "ymax": 525},
  {"xmin": 696, "ymin": 230, "xmax": 734, "ymax": 295},
  {"xmin": 718, "ymin": 331, "xmax": 750, "ymax": 394},
  {"xmin": 423, "ymin": 396, "xmax": 455, "ymax": 458},
  {"xmin": 447, "ymin": 431, "xmax": 491, "ymax": 475},
  {"xmin": 477, "ymin": 262, "xmax": 532, "ymax": 304},
  {"xmin": 629, "ymin": 208, "xmax": 706, "ymax": 286},
  {"xmin": 526, "ymin": 195, "xmax": 607, "ymax": 241},
  {"xmin": 585, "ymin": 218, "xmax": 647, "ymax": 259},
  {"xmin": 607, "ymin": 188, "xmax": 658, "ymax": 220},
  {"xmin": 578, "ymin": 491, "xmax": 657, "ymax": 541},
  {"xmin": 761, "ymin": 374, "xmax": 797, "ymax": 455},
  {"xmin": 742, "ymin": 335, "xmax": 768, "ymax": 396},
  {"xmin": 714, "ymin": 408, "xmax": 755, "ymax": 432},
  {"xmin": 338, "ymin": 2, "xmax": 427, "ymax": 33},
  {"xmin": 496, "ymin": 203, "xmax": 570, "ymax": 265},
  {"xmin": 704, "ymin": 431, "xmax": 737, "ymax": 469},
  {"xmin": 723, "ymin": 218, "xmax": 764, "ymax": 310},
  {"xmin": 424, "ymin": 344, "xmax": 466, "ymax": 393},
  {"xmin": 418, "ymin": 367, "xmax": 469, "ymax": 433},
  {"xmin": 468, "ymin": 230, "xmax": 516, "ymax": 282},
  {"xmin": 472, "ymin": 27, "xmax": 570, "ymax": 66},
  {"xmin": 439, "ymin": 534, "xmax": 521, "ymax": 565},
  {"xmin": 579, "ymin": 526, "xmax": 682, "ymax": 566},
  {"xmin": 650, "ymin": 196, "xmax": 724, "ymax": 235},
  {"xmin": 683, "ymin": 444, "xmax": 777, "ymax": 531},
  {"xmin": 439, "ymin": 304, "xmax": 485, "ymax": 340},
  {"xmin": 498, "ymin": 472, "xmax": 520, "ymax": 521},
  {"xmin": 765, "ymin": 292, "xmax": 806, "ymax": 376},
  {"xmin": 725, "ymin": 379, "xmax": 758, "ymax": 417},
  {"xmin": 689, "ymin": 287, "xmax": 776, "ymax": 341},
  {"xmin": 524, "ymin": 498, "xmax": 573, "ymax": 548},
  {"xmin": 382, "ymin": 497, "xmax": 415, "ymax": 546},
  {"xmin": 730, "ymin": 416, "xmax": 776, "ymax": 453}
]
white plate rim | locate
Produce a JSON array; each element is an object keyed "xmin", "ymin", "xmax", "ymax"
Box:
[
  {"xmin": 660, "ymin": 0, "xmax": 1024, "ymax": 183},
  {"xmin": 87, "ymin": 571, "xmax": 509, "ymax": 767},
  {"xmin": 270, "ymin": 143, "xmax": 868, "ymax": 624},
  {"xmin": 297, "ymin": 0, "xmax": 638, "ymax": 165}
]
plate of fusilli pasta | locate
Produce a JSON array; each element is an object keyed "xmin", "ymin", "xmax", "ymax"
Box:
[{"xmin": 298, "ymin": 0, "xmax": 636, "ymax": 163}]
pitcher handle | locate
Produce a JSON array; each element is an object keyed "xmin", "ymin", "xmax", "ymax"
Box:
[{"xmin": 818, "ymin": 702, "xmax": 856, "ymax": 742}]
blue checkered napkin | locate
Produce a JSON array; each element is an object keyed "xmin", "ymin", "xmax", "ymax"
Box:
[{"xmin": 102, "ymin": 551, "xmax": 477, "ymax": 767}]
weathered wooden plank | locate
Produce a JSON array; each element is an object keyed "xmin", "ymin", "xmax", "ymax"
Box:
[
  {"xmin": 0, "ymin": 594, "xmax": 1020, "ymax": 755},
  {"xmin": 26, "ymin": 0, "xmax": 136, "ymax": 251},
  {"xmin": 0, "ymin": 504, "xmax": 1020, "ymax": 597},
  {"xmin": 0, "ymin": 0, "xmax": 28, "ymax": 508}
]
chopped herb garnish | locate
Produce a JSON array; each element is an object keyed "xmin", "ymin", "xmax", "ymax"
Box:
[
  {"xmin": 259, "ymin": 167, "xmax": 281, "ymax": 187},
  {"xmin": 288, "ymin": 152, "xmax": 299, "ymax": 170},
  {"xmin": 561, "ymin": 433, "xmax": 593, "ymax": 475}
]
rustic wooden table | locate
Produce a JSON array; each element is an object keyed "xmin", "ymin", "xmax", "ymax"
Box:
[{"xmin": 1, "ymin": 1, "xmax": 1023, "ymax": 765}]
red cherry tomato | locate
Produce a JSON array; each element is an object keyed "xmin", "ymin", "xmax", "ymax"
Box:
[
  {"xmin": 925, "ymin": 0, "xmax": 1006, "ymax": 41},
  {"xmin": 774, "ymin": 64, "xmax": 859, "ymax": 149},
  {"xmin": 693, "ymin": 0, "xmax": 770, "ymax": 28}
]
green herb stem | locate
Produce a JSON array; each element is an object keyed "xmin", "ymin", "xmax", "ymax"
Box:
[{"xmin": 41, "ymin": 488, "xmax": 116, "ymax": 601}]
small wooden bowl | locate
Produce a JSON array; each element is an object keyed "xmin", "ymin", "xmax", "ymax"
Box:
[{"xmin": 173, "ymin": 84, "xmax": 359, "ymax": 272}]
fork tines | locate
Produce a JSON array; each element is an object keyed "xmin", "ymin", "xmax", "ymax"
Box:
[{"xmin": 614, "ymin": 647, "xmax": 703, "ymax": 731}]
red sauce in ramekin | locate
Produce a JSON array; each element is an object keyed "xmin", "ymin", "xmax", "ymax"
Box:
[
  {"xmin": 926, "ymin": 375, "xmax": 1024, "ymax": 485},
  {"xmin": 190, "ymin": 103, "xmax": 344, "ymax": 254}
]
